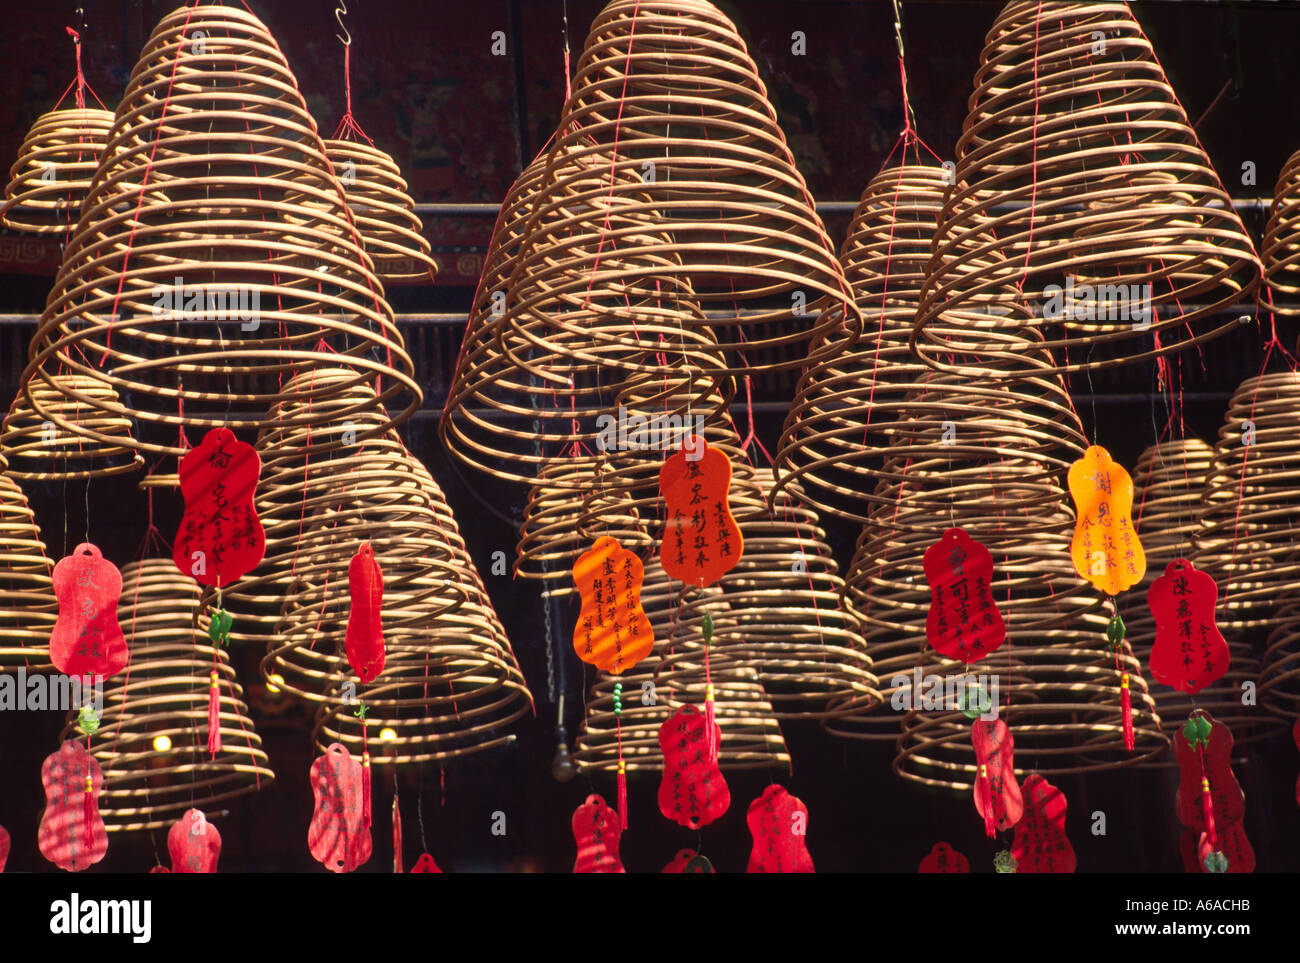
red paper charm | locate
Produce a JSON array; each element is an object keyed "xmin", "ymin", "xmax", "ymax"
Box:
[
  {"xmin": 572, "ymin": 794, "xmax": 625, "ymax": 874},
  {"xmin": 173, "ymin": 426, "xmax": 265, "ymax": 586},
  {"xmin": 1068, "ymin": 445, "xmax": 1145, "ymax": 595},
  {"xmin": 572, "ymin": 536, "xmax": 654, "ymax": 674},
  {"xmin": 658, "ymin": 704, "xmax": 730, "ymax": 829},
  {"xmin": 1010, "ymin": 775, "xmax": 1076, "ymax": 873},
  {"xmin": 49, "ymin": 543, "xmax": 127, "ymax": 678},
  {"xmin": 168, "ymin": 808, "xmax": 221, "ymax": 873},
  {"xmin": 918, "ymin": 842, "xmax": 969, "ymax": 873},
  {"xmin": 345, "ymin": 542, "xmax": 385, "ymax": 683},
  {"xmin": 38, "ymin": 740, "xmax": 107, "ymax": 871},
  {"xmin": 308, "ymin": 743, "xmax": 372, "ymax": 873},
  {"xmin": 1147, "ymin": 559, "xmax": 1229, "ymax": 694},
  {"xmin": 923, "ymin": 528, "xmax": 1005, "ymax": 663},
  {"xmin": 663, "ymin": 849, "xmax": 695, "ymax": 873},
  {"xmin": 1173, "ymin": 711, "xmax": 1253, "ymax": 873},
  {"xmin": 746, "ymin": 785, "xmax": 814, "ymax": 874},
  {"xmin": 410, "ymin": 852, "xmax": 442, "ymax": 873},
  {"xmin": 0, "ymin": 824, "xmax": 9, "ymax": 872},
  {"xmin": 972, "ymin": 718, "xmax": 1023, "ymax": 836},
  {"xmin": 659, "ymin": 438, "xmax": 742, "ymax": 588}
]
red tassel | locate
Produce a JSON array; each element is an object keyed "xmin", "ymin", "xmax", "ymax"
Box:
[
  {"xmin": 1120, "ymin": 673, "xmax": 1134, "ymax": 752},
  {"xmin": 392, "ymin": 794, "xmax": 403, "ymax": 874},
  {"xmin": 1200, "ymin": 777, "xmax": 1217, "ymax": 847},
  {"xmin": 206, "ymin": 672, "xmax": 221, "ymax": 757},
  {"xmin": 362, "ymin": 753, "xmax": 372, "ymax": 829},
  {"xmin": 82, "ymin": 769, "xmax": 95, "ymax": 848},
  {"xmin": 976, "ymin": 766, "xmax": 996, "ymax": 838},
  {"xmin": 704, "ymin": 686, "xmax": 717, "ymax": 762},
  {"xmin": 617, "ymin": 759, "xmax": 628, "ymax": 830}
]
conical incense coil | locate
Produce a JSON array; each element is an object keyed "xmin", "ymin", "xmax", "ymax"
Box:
[
  {"xmin": 575, "ymin": 556, "xmax": 790, "ymax": 773},
  {"xmin": 1261, "ymin": 572, "xmax": 1300, "ymax": 721},
  {"xmin": 911, "ymin": 0, "xmax": 1260, "ymax": 376},
  {"xmin": 60, "ymin": 559, "xmax": 274, "ymax": 832},
  {"xmin": 24, "ymin": 4, "xmax": 419, "ymax": 461},
  {"xmin": 1, "ymin": 108, "xmax": 114, "ymax": 234},
  {"xmin": 2, "ymin": 375, "xmax": 141, "ymax": 480},
  {"xmin": 1262, "ymin": 148, "xmax": 1300, "ymax": 318},
  {"xmin": 653, "ymin": 470, "xmax": 878, "ymax": 720},
  {"xmin": 323, "ymin": 139, "xmax": 436, "ymax": 284},
  {"xmin": 519, "ymin": 0, "xmax": 857, "ymax": 375},
  {"xmin": 1194, "ymin": 372, "xmax": 1300, "ymax": 634},
  {"xmin": 0, "ymin": 461, "xmax": 56, "ymax": 669}
]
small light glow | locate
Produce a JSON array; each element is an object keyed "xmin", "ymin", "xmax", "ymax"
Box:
[
  {"xmin": 153, "ymin": 734, "xmax": 172, "ymax": 752},
  {"xmin": 266, "ymin": 673, "xmax": 285, "ymax": 694},
  {"xmin": 379, "ymin": 727, "xmax": 398, "ymax": 743}
]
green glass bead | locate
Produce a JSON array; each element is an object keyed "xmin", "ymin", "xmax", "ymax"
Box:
[
  {"xmin": 958, "ymin": 681, "xmax": 993, "ymax": 720},
  {"xmin": 993, "ymin": 849, "xmax": 1018, "ymax": 874},
  {"xmin": 1203, "ymin": 851, "xmax": 1229, "ymax": 874},
  {"xmin": 1181, "ymin": 717, "xmax": 1199, "ymax": 749},
  {"xmin": 702, "ymin": 613, "xmax": 713, "ymax": 644},
  {"xmin": 1194, "ymin": 715, "xmax": 1213, "ymax": 743},
  {"xmin": 208, "ymin": 608, "xmax": 233, "ymax": 646},
  {"xmin": 1105, "ymin": 614, "xmax": 1125, "ymax": 651},
  {"xmin": 77, "ymin": 705, "xmax": 101, "ymax": 737}
]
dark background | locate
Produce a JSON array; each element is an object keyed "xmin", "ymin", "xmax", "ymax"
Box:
[{"xmin": 1, "ymin": 0, "xmax": 1298, "ymax": 873}]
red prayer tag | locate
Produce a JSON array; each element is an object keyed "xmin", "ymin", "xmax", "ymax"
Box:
[
  {"xmin": 1068, "ymin": 445, "xmax": 1146, "ymax": 595},
  {"xmin": 168, "ymin": 808, "xmax": 221, "ymax": 873},
  {"xmin": 38, "ymin": 740, "xmax": 107, "ymax": 872},
  {"xmin": 972, "ymin": 718, "xmax": 1023, "ymax": 835},
  {"xmin": 572, "ymin": 794, "xmax": 625, "ymax": 874},
  {"xmin": 746, "ymin": 785, "xmax": 814, "ymax": 874},
  {"xmin": 173, "ymin": 426, "xmax": 265, "ymax": 586},
  {"xmin": 0, "ymin": 824, "xmax": 9, "ymax": 872},
  {"xmin": 657, "ymin": 704, "xmax": 730, "ymax": 829},
  {"xmin": 663, "ymin": 849, "xmax": 696, "ymax": 873},
  {"xmin": 923, "ymin": 528, "xmax": 1005, "ymax": 663},
  {"xmin": 1010, "ymin": 775, "xmax": 1076, "ymax": 873},
  {"xmin": 50, "ymin": 542, "xmax": 127, "ymax": 678},
  {"xmin": 345, "ymin": 542, "xmax": 385, "ymax": 683},
  {"xmin": 572, "ymin": 536, "xmax": 654, "ymax": 674},
  {"xmin": 410, "ymin": 853, "xmax": 442, "ymax": 873},
  {"xmin": 1174, "ymin": 714, "xmax": 1244, "ymax": 832},
  {"xmin": 1147, "ymin": 559, "xmax": 1229, "ymax": 694},
  {"xmin": 659, "ymin": 438, "xmax": 742, "ymax": 588},
  {"xmin": 918, "ymin": 841, "xmax": 969, "ymax": 873},
  {"xmin": 308, "ymin": 743, "xmax": 372, "ymax": 873}
]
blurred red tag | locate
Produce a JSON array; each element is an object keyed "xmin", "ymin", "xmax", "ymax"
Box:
[
  {"xmin": 746, "ymin": 785, "xmax": 814, "ymax": 873},
  {"xmin": 1147, "ymin": 559, "xmax": 1229, "ymax": 694},
  {"xmin": 38, "ymin": 740, "xmax": 107, "ymax": 871},
  {"xmin": 0, "ymin": 824, "xmax": 9, "ymax": 872},
  {"xmin": 657, "ymin": 704, "xmax": 729, "ymax": 829},
  {"xmin": 663, "ymin": 849, "xmax": 696, "ymax": 873},
  {"xmin": 1010, "ymin": 775, "xmax": 1076, "ymax": 873},
  {"xmin": 345, "ymin": 543, "xmax": 385, "ymax": 683},
  {"xmin": 572, "ymin": 536, "xmax": 654, "ymax": 674},
  {"xmin": 918, "ymin": 841, "xmax": 969, "ymax": 873},
  {"xmin": 168, "ymin": 809, "xmax": 221, "ymax": 873},
  {"xmin": 410, "ymin": 852, "xmax": 442, "ymax": 873},
  {"xmin": 173, "ymin": 426, "xmax": 265, "ymax": 586},
  {"xmin": 50, "ymin": 543, "xmax": 127, "ymax": 678},
  {"xmin": 659, "ymin": 439, "xmax": 742, "ymax": 588},
  {"xmin": 1180, "ymin": 821, "xmax": 1255, "ymax": 874},
  {"xmin": 1174, "ymin": 714, "xmax": 1244, "ymax": 832},
  {"xmin": 1068, "ymin": 445, "xmax": 1145, "ymax": 595},
  {"xmin": 972, "ymin": 718, "xmax": 1023, "ymax": 834},
  {"xmin": 572, "ymin": 794, "xmax": 625, "ymax": 874},
  {"xmin": 923, "ymin": 528, "xmax": 1005, "ymax": 663},
  {"xmin": 308, "ymin": 743, "xmax": 372, "ymax": 873},
  {"xmin": 149, "ymin": 865, "xmax": 170, "ymax": 873}
]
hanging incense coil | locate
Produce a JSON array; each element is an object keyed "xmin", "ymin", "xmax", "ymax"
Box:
[
  {"xmin": 911, "ymin": 0, "xmax": 1260, "ymax": 377},
  {"xmin": 1262, "ymin": 148, "xmax": 1300, "ymax": 319},
  {"xmin": 1194, "ymin": 372, "xmax": 1300, "ymax": 634},
  {"xmin": 23, "ymin": 4, "xmax": 419, "ymax": 463},
  {"xmin": 1, "ymin": 108, "xmax": 114, "ymax": 234},
  {"xmin": 1262, "ymin": 571, "xmax": 1300, "ymax": 721},
  {"xmin": 2, "ymin": 375, "xmax": 142, "ymax": 480},
  {"xmin": 575, "ymin": 556, "xmax": 790, "ymax": 773},
  {"xmin": 0, "ymin": 457, "xmax": 56, "ymax": 669},
  {"xmin": 323, "ymin": 139, "xmax": 436, "ymax": 284},
  {"xmin": 59, "ymin": 559, "xmax": 274, "ymax": 832}
]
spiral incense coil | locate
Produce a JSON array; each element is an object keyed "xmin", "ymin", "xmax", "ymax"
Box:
[
  {"xmin": 2, "ymin": 375, "xmax": 142, "ymax": 480},
  {"xmin": 575, "ymin": 556, "xmax": 790, "ymax": 773},
  {"xmin": 1262, "ymin": 149, "xmax": 1300, "ymax": 318},
  {"xmin": 1, "ymin": 108, "xmax": 114, "ymax": 234},
  {"xmin": 1261, "ymin": 576, "xmax": 1300, "ymax": 721},
  {"xmin": 24, "ymin": 4, "xmax": 419, "ymax": 462},
  {"xmin": 323, "ymin": 139, "xmax": 436, "ymax": 284},
  {"xmin": 0, "ymin": 464, "xmax": 56, "ymax": 669},
  {"xmin": 59, "ymin": 560, "xmax": 274, "ymax": 832},
  {"xmin": 1194, "ymin": 372, "xmax": 1300, "ymax": 634},
  {"xmin": 911, "ymin": 1, "xmax": 1260, "ymax": 377}
]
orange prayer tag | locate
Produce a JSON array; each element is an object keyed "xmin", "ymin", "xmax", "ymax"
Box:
[
  {"xmin": 572, "ymin": 535, "xmax": 654, "ymax": 674},
  {"xmin": 659, "ymin": 438, "xmax": 742, "ymax": 588},
  {"xmin": 1067, "ymin": 445, "xmax": 1145, "ymax": 596}
]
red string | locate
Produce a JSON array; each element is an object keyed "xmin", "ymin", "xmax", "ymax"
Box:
[{"xmin": 332, "ymin": 45, "xmax": 375, "ymax": 145}]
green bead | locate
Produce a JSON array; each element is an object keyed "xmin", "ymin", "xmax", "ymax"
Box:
[
  {"xmin": 993, "ymin": 849, "xmax": 1018, "ymax": 874},
  {"xmin": 1181, "ymin": 717, "xmax": 1199, "ymax": 749},
  {"xmin": 208, "ymin": 608, "xmax": 233, "ymax": 646},
  {"xmin": 77, "ymin": 705, "xmax": 101, "ymax": 737},
  {"xmin": 1105, "ymin": 614, "xmax": 1125, "ymax": 651},
  {"xmin": 958, "ymin": 681, "xmax": 993, "ymax": 720},
  {"xmin": 613, "ymin": 682, "xmax": 622, "ymax": 694},
  {"xmin": 1194, "ymin": 715, "xmax": 1213, "ymax": 743},
  {"xmin": 1203, "ymin": 851, "xmax": 1229, "ymax": 874},
  {"xmin": 702, "ymin": 613, "xmax": 713, "ymax": 644}
]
